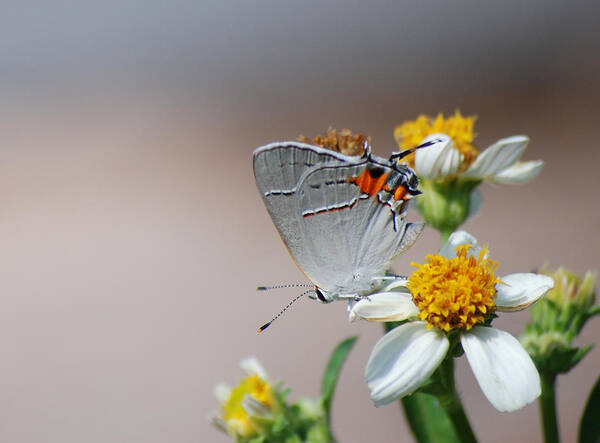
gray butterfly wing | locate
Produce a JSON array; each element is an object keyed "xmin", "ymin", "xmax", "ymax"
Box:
[
  {"xmin": 294, "ymin": 161, "xmax": 424, "ymax": 293},
  {"xmin": 253, "ymin": 142, "xmax": 358, "ymax": 279}
]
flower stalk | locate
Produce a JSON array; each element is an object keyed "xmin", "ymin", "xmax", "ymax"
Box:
[
  {"xmin": 540, "ymin": 372, "xmax": 559, "ymax": 443},
  {"xmin": 436, "ymin": 358, "xmax": 478, "ymax": 443}
]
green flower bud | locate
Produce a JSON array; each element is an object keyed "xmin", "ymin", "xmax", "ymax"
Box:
[
  {"xmin": 416, "ymin": 179, "xmax": 480, "ymax": 240},
  {"xmin": 294, "ymin": 397, "xmax": 324, "ymax": 422},
  {"xmin": 521, "ymin": 267, "xmax": 599, "ymax": 375}
]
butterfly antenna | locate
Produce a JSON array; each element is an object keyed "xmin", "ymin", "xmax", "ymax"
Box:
[
  {"xmin": 257, "ymin": 283, "xmax": 312, "ymax": 291},
  {"xmin": 390, "ymin": 138, "xmax": 444, "ymax": 162},
  {"xmin": 257, "ymin": 289, "xmax": 312, "ymax": 333}
]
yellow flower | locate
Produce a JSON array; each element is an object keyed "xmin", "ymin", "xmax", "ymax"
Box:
[
  {"xmin": 394, "ymin": 111, "xmax": 543, "ymax": 183},
  {"xmin": 395, "ymin": 111, "xmax": 478, "ymax": 170},
  {"xmin": 408, "ymin": 244, "xmax": 499, "ymax": 332},
  {"xmin": 211, "ymin": 357, "xmax": 279, "ymax": 439}
]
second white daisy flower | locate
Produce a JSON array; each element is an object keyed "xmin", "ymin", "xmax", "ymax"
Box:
[
  {"xmin": 395, "ymin": 111, "xmax": 543, "ymax": 183},
  {"xmin": 351, "ymin": 231, "xmax": 554, "ymax": 412}
]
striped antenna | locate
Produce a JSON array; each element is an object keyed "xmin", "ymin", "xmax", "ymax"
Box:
[
  {"xmin": 389, "ymin": 138, "xmax": 444, "ymax": 162},
  {"xmin": 257, "ymin": 283, "xmax": 312, "ymax": 291},
  {"xmin": 257, "ymin": 289, "xmax": 312, "ymax": 333}
]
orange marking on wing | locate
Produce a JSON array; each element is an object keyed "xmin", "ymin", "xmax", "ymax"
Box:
[
  {"xmin": 371, "ymin": 173, "xmax": 389, "ymax": 197},
  {"xmin": 349, "ymin": 169, "xmax": 389, "ymax": 197},
  {"xmin": 393, "ymin": 186, "xmax": 407, "ymax": 201},
  {"xmin": 348, "ymin": 168, "xmax": 369, "ymax": 191}
]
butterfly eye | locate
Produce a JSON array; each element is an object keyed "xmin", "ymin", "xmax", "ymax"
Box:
[
  {"xmin": 409, "ymin": 172, "xmax": 419, "ymax": 190},
  {"xmin": 403, "ymin": 169, "xmax": 419, "ymax": 192},
  {"xmin": 315, "ymin": 287, "xmax": 328, "ymax": 303}
]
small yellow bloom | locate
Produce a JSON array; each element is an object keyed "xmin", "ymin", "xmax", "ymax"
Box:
[
  {"xmin": 212, "ymin": 357, "xmax": 279, "ymax": 439},
  {"xmin": 395, "ymin": 111, "xmax": 478, "ymax": 170},
  {"xmin": 408, "ymin": 244, "xmax": 500, "ymax": 331},
  {"xmin": 222, "ymin": 374, "xmax": 276, "ymax": 438}
]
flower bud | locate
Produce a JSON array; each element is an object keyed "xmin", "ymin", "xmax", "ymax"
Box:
[
  {"xmin": 521, "ymin": 267, "xmax": 598, "ymax": 375},
  {"xmin": 211, "ymin": 357, "xmax": 331, "ymax": 442},
  {"xmin": 415, "ymin": 179, "xmax": 480, "ymax": 240}
]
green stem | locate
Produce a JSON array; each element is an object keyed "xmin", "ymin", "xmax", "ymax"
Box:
[
  {"xmin": 400, "ymin": 394, "xmax": 460, "ymax": 442},
  {"xmin": 440, "ymin": 229, "xmax": 453, "ymax": 244},
  {"xmin": 436, "ymin": 358, "xmax": 478, "ymax": 443},
  {"xmin": 540, "ymin": 372, "xmax": 559, "ymax": 443}
]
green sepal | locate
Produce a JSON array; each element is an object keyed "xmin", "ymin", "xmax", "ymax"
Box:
[
  {"xmin": 383, "ymin": 319, "xmax": 408, "ymax": 332},
  {"xmin": 584, "ymin": 305, "xmax": 600, "ymax": 326},
  {"xmin": 271, "ymin": 414, "xmax": 289, "ymax": 434},
  {"xmin": 416, "ymin": 178, "xmax": 480, "ymax": 238},
  {"xmin": 567, "ymin": 346, "xmax": 594, "ymax": 372},
  {"xmin": 529, "ymin": 342, "xmax": 593, "ymax": 375},
  {"xmin": 414, "ymin": 381, "xmax": 446, "ymax": 397},
  {"xmin": 306, "ymin": 423, "xmax": 330, "ymax": 443}
]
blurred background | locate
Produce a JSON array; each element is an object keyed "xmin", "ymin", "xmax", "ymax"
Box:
[{"xmin": 0, "ymin": 1, "xmax": 599, "ymax": 442}]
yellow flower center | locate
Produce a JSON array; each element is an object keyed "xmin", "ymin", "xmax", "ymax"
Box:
[
  {"xmin": 407, "ymin": 245, "xmax": 499, "ymax": 332},
  {"xmin": 222, "ymin": 374, "xmax": 276, "ymax": 438},
  {"xmin": 394, "ymin": 111, "xmax": 479, "ymax": 169}
]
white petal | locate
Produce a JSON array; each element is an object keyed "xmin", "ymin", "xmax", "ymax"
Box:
[
  {"xmin": 349, "ymin": 292, "xmax": 419, "ymax": 322},
  {"xmin": 242, "ymin": 394, "xmax": 272, "ymax": 418},
  {"xmin": 239, "ymin": 356, "xmax": 268, "ymax": 380},
  {"xmin": 415, "ymin": 134, "xmax": 461, "ymax": 180},
  {"xmin": 365, "ymin": 322, "xmax": 449, "ymax": 406},
  {"xmin": 491, "ymin": 160, "xmax": 544, "ymax": 184},
  {"xmin": 463, "ymin": 135, "xmax": 529, "ymax": 179},
  {"xmin": 214, "ymin": 383, "xmax": 231, "ymax": 404},
  {"xmin": 461, "ymin": 327, "xmax": 540, "ymax": 412},
  {"xmin": 380, "ymin": 277, "xmax": 410, "ymax": 292},
  {"xmin": 495, "ymin": 273, "xmax": 554, "ymax": 311},
  {"xmin": 210, "ymin": 414, "xmax": 228, "ymax": 434},
  {"xmin": 438, "ymin": 230, "xmax": 481, "ymax": 259}
]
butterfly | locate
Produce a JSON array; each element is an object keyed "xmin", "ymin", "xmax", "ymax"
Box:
[{"xmin": 253, "ymin": 139, "xmax": 436, "ymax": 317}]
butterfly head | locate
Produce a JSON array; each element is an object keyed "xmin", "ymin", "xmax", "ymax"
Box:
[
  {"xmin": 398, "ymin": 165, "xmax": 421, "ymax": 197},
  {"xmin": 309, "ymin": 286, "xmax": 335, "ymax": 304}
]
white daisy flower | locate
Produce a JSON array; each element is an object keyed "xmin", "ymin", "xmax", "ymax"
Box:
[
  {"xmin": 414, "ymin": 133, "xmax": 543, "ymax": 183},
  {"xmin": 351, "ymin": 231, "xmax": 554, "ymax": 412},
  {"xmin": 394, "ymin": 111, "xmax": 543, "ymax": 183}
]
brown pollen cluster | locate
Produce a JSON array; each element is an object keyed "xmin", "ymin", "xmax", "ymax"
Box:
[{"xmin": 297, "ymin": 127, "xmax": 370, "ymax": 156}]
